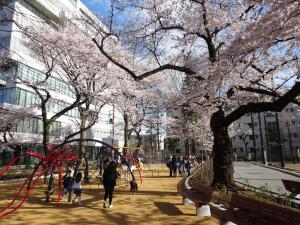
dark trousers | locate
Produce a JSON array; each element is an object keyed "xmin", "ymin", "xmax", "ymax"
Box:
[
  {"xmin": 172, "ymin": 168, "xmax": 177, "ymax": 177},
  {"xmin": 104, "ymin": 185, "xmax": 115, "ymax": 205},
  {"xmin": 186, "ymin": 169, "xmax": 190, "ymax": 177},
  {"xmin": 130, "ymin": 186, "xmax": 137, "ymax": 193}
]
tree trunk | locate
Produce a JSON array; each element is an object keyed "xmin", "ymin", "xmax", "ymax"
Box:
[
  {"xmin": 43, "ymin": 122, "xmax": 50, "ymax": 184},
  {"xmin": 83, "ymin": 155, "xmax": 89, "ymax": 183},
  {"xmin": 79, "ymin": 112, "xmax": 89, "ymax": 183},
  {"xmin": 136, "ymin": 132, "xmax": 142, "ymax": 148},
  {"xmin": 123, "ymin": 113, "xmax": 129, "ymax": 147},
  {"xmin": 210, "ymin": 109, "xmax": 235, "ymax": 189},
  {"xmin": 184, "ymin": 139, "xmax": 190, "ymax": 156},
  {"xmin": 45, "ymin": 164, "xmax": 55, "ymax": 202}
]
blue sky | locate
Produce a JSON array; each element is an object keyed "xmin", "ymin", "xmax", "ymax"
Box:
[{"xmin": 81, "ymin": 0, "xmax": 110, "ymax": 17}]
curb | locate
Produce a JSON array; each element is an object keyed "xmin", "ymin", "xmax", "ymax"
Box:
[{"xmin": 252, "ymin": 162, "xmax": 300, "ymax": 179}]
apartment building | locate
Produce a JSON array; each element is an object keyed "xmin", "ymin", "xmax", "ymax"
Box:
[
  {"xmin": 0, "ymin": 0, "xmax": 124, "ymax": 164},
  {"xmin": 231, "ymin": 103, "xmax": 300, "ymax": 162}
]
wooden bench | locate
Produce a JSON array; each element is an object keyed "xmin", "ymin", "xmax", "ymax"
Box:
[
  {"xmin": 150, "ymin": 169, "xmax": 159, "ymax": 177},
  {"xmin": 282, "ymin": 179, "xmax": 300, "ymax": 196},
  {"xmin": 178, "ymin": 179, "xmax": 300, "ymax": 225}
]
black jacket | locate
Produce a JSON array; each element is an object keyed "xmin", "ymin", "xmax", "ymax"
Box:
[{"xmin": 103, "ymin": 166, "xmax": 118, "ymax": 186}]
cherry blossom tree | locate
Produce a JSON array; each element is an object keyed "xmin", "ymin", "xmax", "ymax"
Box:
[
  {"xmin": 83, "ymin": 0, "xmax": 300, "ymax": 189},
  {"xmin": 111, "ymin": 72, "xmax": 162, "ymax": 148},
  {"xmin": 22, "ymin": 25, "xmax": 122, "ymax": 200},
  {"xmin": 0, "ymin": 106, "xmax": 37, "ymax": 165}
]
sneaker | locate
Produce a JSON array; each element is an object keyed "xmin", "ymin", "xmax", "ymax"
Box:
[
  {"xmin": 108, "ymin": 205, "xmax": 113, "ymax": 208},
  {"xmin": 103, "ymin": 201, "xmax": 106, "ymax": 208}
]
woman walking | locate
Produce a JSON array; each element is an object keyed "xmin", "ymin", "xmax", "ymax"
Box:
[
  {"xmin": 72, "ymin": 172, "xmax": 82, "ymax": 205},
  {"xmin": 102, "ymin": 161, "xmax": 118, "ymax": 208}
]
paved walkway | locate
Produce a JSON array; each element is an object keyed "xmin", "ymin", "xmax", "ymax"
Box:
[
  {"xmin": 234, "ymin": 162, "xmax": 300, "ymax": 193},
  {"xmin": 0, "ymin": 168, "xmax": 218, "ymax": 225}
]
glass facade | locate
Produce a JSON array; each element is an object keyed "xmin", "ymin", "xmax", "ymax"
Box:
[
  {"xmin": 0, "ymin": 88, "xmax": 40, "ymax": 107},
  {"xmin": 17, "ymin": 63, "xmax": 76, "ymax": 98},
  {"xmin": 0, "ymin": 87, "xmax": 80, "ymax": 118},
  {"xmin": 16, "ymin": 118, "xmax": 61, "ymax": 136}
]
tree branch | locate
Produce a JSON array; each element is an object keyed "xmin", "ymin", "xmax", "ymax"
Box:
[
  {"xmin": 225, "ymin": 82, "xmax": 300, "ymax": 126},
  {"xmin": 92, "ymin": 38, "xmax": 200, "ymax": 80}
]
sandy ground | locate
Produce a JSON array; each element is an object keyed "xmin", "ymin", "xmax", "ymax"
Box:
[
  {"xmin": 0, "ymin": 168, "xmax": 218, "ymax": 225},
  {"xmin": 285, "ymin": 163, "xmax": 300, "ymax": 172}
]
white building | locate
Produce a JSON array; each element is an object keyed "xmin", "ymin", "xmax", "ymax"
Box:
[
  {"xmin": 231, "ymin": 103, "xmax": 300, "ymax": 162},
  {"xmin": 0, "ymin": 0, "xmax": 124, "ymax": 164}
]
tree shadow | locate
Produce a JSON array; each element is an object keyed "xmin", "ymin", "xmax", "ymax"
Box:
[{"xmin": 153, "ymin": 201, "xmax": 184, "ymax": 216}]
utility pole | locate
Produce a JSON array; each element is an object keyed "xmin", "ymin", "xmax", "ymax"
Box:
[
  {"xmin": 263, "ymin": 112, "xmax": 270, "ymax": 160},
  {"xmin": 258, "ymin": 113, "xmax": 267, "ymax": 164},
  {"xmin": 275, "ymin": 112, "xmax": 285, "ymax": 168},
  {"xmin": 156, "ymin": 106, "xmax": 160, "ymax": 157},
  {"xmin": 271, "ymin": 78, "xmax": 284, "ymax": 168},
  {"xmin": 150, "ymin": 123, "xmax": 153, "ymax": 163},
  {"xmin": 250, "ymin": 113, "xmax": 257, "ymax": 162}
]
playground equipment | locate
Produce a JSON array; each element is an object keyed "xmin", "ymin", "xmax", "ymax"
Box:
[
  {"xmin": 114, "ymin": 146, "xmax": 144, "ymax": 183},
  {"xmin": 0, "ymin": 138, "xmax": 135, "ymax": 219}
]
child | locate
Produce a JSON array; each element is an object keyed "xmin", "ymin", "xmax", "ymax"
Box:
[
  {"xmin": 129, "ymin": 178, "xmax": 138, "ymax": 194},
  {"xmin": 72, "ymin": 172, "xmax": 82, "ymax": 206},
  {"xmin": 61, "ymin": 170, "xmax": 72, "ymax": 199}
]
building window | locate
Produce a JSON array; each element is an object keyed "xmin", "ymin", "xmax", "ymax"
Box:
[
  {"xmin": 16, "ymin": 118, "xmax": 60, "ymax": 135},
  {"xmin": 293, "ymin": 133, "xmax": 298, "ymax": 138},
  {"xmin": 17, "ymin": 63, "xmax": 76, "ymax": 99},
  {"xmin": 292, "ymin": 121, "xmax": 296, "ymax": 125},
  {"xmin": 0, "ymin": 88, "xmax": 79, "ymax": 118},
  {"xmin": 240, "ymin": 148, "xmax": 244, "ymax": 152}
]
